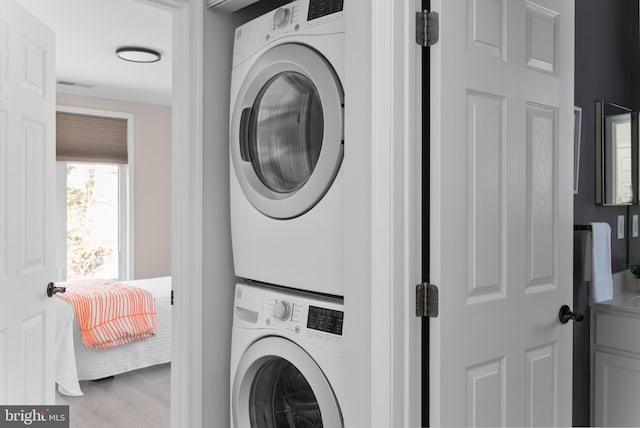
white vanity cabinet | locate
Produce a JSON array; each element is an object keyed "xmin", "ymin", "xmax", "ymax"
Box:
[
  {"xmin": 593, "ymin": 351, "xmax": 640, "ymax": 426},
  {"xmin": 591, "ymin": 278, "xmax": 640, "ymax": 427}
]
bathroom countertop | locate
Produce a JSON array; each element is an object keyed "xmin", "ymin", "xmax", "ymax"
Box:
[{"xmin": 590, "ymin": 270, "xmax": 640, "ymax": 314}]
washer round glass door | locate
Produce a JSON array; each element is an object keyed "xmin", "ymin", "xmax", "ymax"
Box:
[
  {"xmin": 232, "ymin": 337, "xmax": 343, "ymax": 428},
  {"xmin": 231, "ymin": 43, "xmax": 344, "ymax": 219}
]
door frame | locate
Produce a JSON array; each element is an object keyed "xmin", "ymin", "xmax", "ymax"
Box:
[
  {"xmin": 356, "ymin": 1, "xmax": 422, "ymax": 425},
  {"xmin": 140, "ymin": 0, "xmax": 422, "ymax": 426},
  {"xmin": 135, "ymin": 0, "xmax": 205, "ymax": 427}
]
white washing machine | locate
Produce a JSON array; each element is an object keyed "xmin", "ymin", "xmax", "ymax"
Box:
[
  {"xmin": 229, "ymin": 0, "xmax": 345, "ymax": 296},
  {"xmin": 230, "ymin": 282, "xmax": 344, "ymax": 427}
]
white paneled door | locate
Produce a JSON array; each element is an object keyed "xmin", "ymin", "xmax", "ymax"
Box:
[
  {"xmin": 430, "ymin": 0, "xmax": 574, "ymax": 426},
  {"xmin": 0, "ymin": 0, "xmax": 56, "ymax": 404}
]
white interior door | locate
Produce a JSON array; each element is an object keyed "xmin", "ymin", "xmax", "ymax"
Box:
[
  {"xmin": 0, "ymin": 0, "xmax": 56, "ymax": 404},
  {"xmin": 429, "ymin": 0, "xmax": 574, "ymax": 426}
]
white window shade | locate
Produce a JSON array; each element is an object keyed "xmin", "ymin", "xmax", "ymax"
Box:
[{"xmin": 56, "ymin": 111, "xmax": 128, "ymax": 163}]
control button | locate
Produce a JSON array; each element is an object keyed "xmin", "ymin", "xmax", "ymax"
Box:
[
  {"xmin": 273, "ymin": 300, "xmax": 291, "ymax": 321},
  {"xmin": 273, "ymin": 7, "xmax": 291, "ymax": 29}
]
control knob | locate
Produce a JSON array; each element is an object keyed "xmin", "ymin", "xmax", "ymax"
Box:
[
  {"xmin": 273, "ymin": 7, "xmax": 291, "ymax": 29},
  {"xmin": 273, "ymin": 300, "xmax": 291, "ymax": 321}
]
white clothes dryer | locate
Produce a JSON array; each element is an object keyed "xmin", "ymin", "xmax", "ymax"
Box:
[
  {"xmin": 229, "ymin": 0, "xmax": 344, "ymax": 296},
  {"xmin": 230, "ymin": 282, "xmax": 344, "ymax": 428}
]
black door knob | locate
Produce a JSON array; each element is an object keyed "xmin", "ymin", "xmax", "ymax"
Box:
[
  {"xmin": 46, "ymin": 282, "xmax": 66, "ymax": 298},
  {"xmin": 559, "ymin": 305, "xmax": 584, "ymax": 324}
]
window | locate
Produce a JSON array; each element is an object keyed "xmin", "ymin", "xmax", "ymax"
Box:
[
  {"xmin": 57, "ymin": 162, "xmax": 129, "ymax": 281},
  {"xmin": 55, "ymin": 107, "xmax": 133, "ymax": 281}
]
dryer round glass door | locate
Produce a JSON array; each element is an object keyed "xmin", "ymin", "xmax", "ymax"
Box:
[
  {"xmin": 232, "ymin": 337, "xmax": 343, "ymax": 428},
  {"xmin": 247, "ymin": 71, "xmax": 323, "ymax": 194},
  {"xmin": 231, "ymin": 43, "xmax": 344, "ymax": 219}
]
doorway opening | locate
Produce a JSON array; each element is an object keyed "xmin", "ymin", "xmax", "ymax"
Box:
[{"xmin": 15, "ymin": 0, "xmax": 174, "ymax": 425}]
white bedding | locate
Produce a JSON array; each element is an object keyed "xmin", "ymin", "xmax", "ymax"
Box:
[{"xmin": 54, "ymin": 276, "xmax": 172, "ymax": 396}]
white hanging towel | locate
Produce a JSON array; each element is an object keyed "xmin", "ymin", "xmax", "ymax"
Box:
[{"xmin": 583, "ymin": 222, "xmax": 613, "ymax": 303}]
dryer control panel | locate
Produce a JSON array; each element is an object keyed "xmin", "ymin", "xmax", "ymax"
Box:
[
  {"xmin": 232, "ymin": 0, "xmax": 345, "ymax": 67},
  {"xmin": 307, "ymin": 0, "xmax": 344, "ymax": 21},
  {"xmin": 233, "ymin": 282, "xmax": 344, "ymax": 351}
]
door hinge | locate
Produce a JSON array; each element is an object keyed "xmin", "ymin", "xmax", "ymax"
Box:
[
  {"xmin": 416, "ymin": 282, "xmax": 439, "ymax": 318},
  {"xmin": 171, "ymin": 289, "xmax": 174, "ymax": 306},
  {"xmin": 416, "ymin": 10, "xmax": 439, "ymax": 47}
]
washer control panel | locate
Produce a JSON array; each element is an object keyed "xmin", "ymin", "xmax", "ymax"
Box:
[
  {"xmin": 234, "ymin": 283, "xmax": 344, "ymax": 348},
  {"xmin": 273, "ymin": 7, "xmax": 291, "ymax": 29},
  {"xmin": 272, "ymin": 299, "xmax": 292, "ymax": 321},
  {"xmin": 307, "ymin": 305, "xmax": 343, "ymax": 336}
]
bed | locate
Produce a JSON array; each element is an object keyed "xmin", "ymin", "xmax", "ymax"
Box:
[{"xmin": 53, "ymin": 276, "xmax": 172, "ymax": 396}]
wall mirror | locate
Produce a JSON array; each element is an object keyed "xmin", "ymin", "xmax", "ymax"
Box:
[{"xmin": 596, "ymin": 101, "xmax": 635, "ymax": 205}]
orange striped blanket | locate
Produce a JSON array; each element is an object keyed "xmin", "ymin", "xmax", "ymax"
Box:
[{"xmin": 56, "ymin": 279, "xmax": 157, "ymax": 350}]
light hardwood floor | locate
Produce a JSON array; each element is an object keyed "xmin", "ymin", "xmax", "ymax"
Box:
[{"xmin": 56, "ymin": 363, "xmax": 170, "ymax": 428}]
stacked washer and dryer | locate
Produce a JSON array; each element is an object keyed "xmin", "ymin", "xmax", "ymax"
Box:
[{"xmin": 228, "ymin": 1, "xmax": 346, "ymax": 427}]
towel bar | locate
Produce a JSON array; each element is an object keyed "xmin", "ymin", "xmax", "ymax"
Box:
[{"xmin": 574, "ymin": 225, "xmax": 592, "ymax": 231}]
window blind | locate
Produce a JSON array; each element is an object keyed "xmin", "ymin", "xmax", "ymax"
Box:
[{"xmin": 56, "ymin": 111, "xmax": 128, "ymax": 164}]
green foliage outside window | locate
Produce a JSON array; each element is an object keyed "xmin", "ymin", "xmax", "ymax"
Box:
[{"xmin": 66, "ymin": 164, "xmax": 115, "ymax": 280}]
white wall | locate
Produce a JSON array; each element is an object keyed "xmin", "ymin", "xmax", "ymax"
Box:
[
  {"xmin": 56, "ymin": 92, "xmax": 172, "ymax": 279},
  {"xmin": 202, "ymin": 8, "xmax": 236, "ymax": 427}
]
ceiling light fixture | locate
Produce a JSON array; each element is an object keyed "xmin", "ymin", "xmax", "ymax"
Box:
[{"xmin": 116, "ymin": 46, "xmax": 161, "ymax": 63}]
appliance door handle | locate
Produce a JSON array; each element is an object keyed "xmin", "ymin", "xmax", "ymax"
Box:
[{"xmin": 239, "ymin": 107, "xmax": 253, "ymax": 162}]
